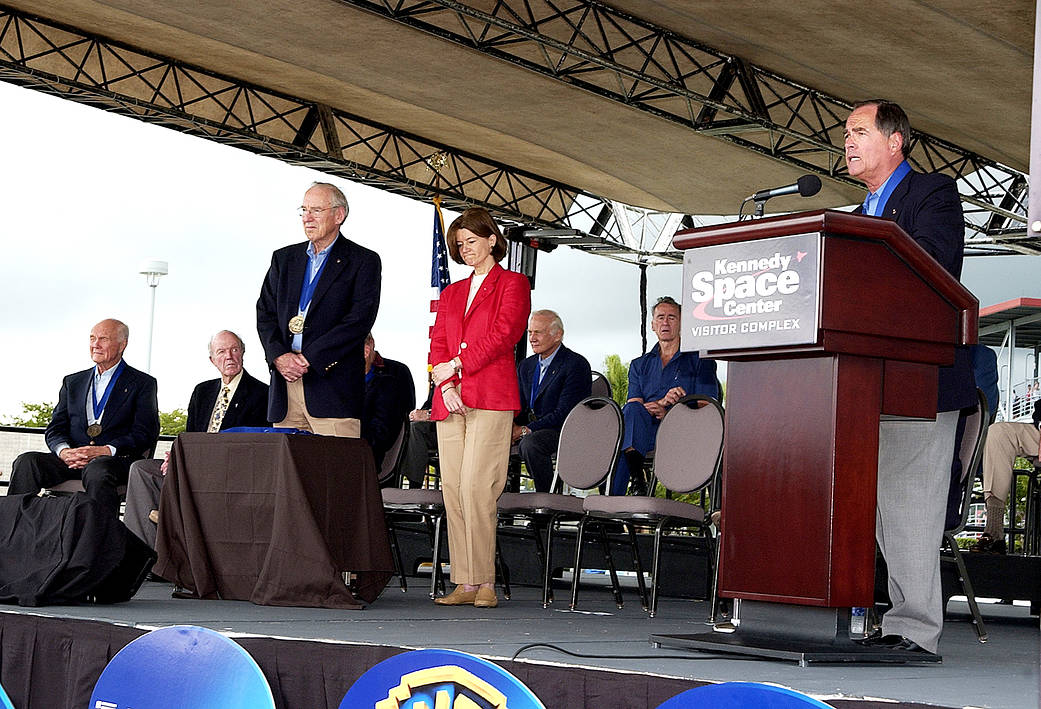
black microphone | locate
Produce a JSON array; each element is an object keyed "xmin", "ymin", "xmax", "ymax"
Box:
[{"xmin": 749, "ymin": 174, "xmax": 822, "ymax": 202}]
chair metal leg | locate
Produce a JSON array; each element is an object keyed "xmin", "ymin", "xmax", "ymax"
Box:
[
  {"xmin": 944, "ymin": 532, "xmax": 988, "ymax": 642},
  {"xmin": 598, "ymin": 522, "xmax": 624, "ymax": 609},
  {"xmin": 626, "ymin": 523, "xmax": 649, "ymax": 612},
  {"xmin": 648, "ymin": 519, "xmax": 670, "ymax": 618},
  {"xmin": 430, "ymin": 513, "xmax": 446, "ymax": 598},
  {"xmin": 496, "ymin": 547, "xmax": 511, "ymax": 600},
  {"xmin": 542, "ymin": 514, "xmax": 559, "ymax": 608},
  {"xmin": 569, "ymin": 516, "xmax": 588, "ymax": 610},
  {"xmin": 707, "ymin": 525, "xmax": 723, "ymax": 624},
  {"xmin": 386, "ymin": 521, "xmax": 407, "ymax": 592}
]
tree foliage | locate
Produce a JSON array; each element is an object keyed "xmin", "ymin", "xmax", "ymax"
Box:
[
  {"xmin": 4, "ymin": 401, "xmax": 188, "ymax": 436},
  {"xmin": 160, "ymin": 409, "xmax": 188, "ymax": 435},
  {"xmin": 602, "ymin": 354, "xmax": 629, "ymax": 409},
  {"xmin": 4, "ymin": 401, "xmax": 54, "ymax": 428}
]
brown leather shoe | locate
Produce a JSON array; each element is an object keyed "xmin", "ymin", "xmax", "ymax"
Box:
[
  {"xmin": 434, "ymin": 586, "xmax": 478, "ymax": 605},
  {"xmin": 474, "ymin": 586, "xmax": 498, "ymax": 608}
]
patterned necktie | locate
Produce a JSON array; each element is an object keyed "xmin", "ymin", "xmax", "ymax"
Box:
[{"xmin": 208, "ymin": 386, "xmax": 231, "ymax": 433}]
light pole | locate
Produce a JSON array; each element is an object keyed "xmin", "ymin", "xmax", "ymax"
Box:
[{"xmin": 139, "ymin": 259, "xmax": 168, "ymax": 373}]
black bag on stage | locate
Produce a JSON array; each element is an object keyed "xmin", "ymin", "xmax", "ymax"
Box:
[{"xmin": 0, "ymin": 493, "xmax": 155, "ymax": 606}]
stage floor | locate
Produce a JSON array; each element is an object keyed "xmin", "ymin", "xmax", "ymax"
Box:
[{"xmin": 1, "ymin": 579, "xmax": 1037, "ymax": 708}]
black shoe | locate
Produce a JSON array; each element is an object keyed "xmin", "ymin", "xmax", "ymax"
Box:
[
  {"xmin": 859, "ymin": 633, "xmax": 935, "ymax": 655},
  {"xmin": 970, "ymin": 533, "xmax": 1007, "ymax": 555}
]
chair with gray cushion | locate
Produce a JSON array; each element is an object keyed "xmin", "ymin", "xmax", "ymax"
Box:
[
  {"xmin": 569, "ymin": 394, "xmax": 723, "ymax": 617},
  {"xmin": 590, "ymin": 371, "xmax": 612, "ymax": 400},
  {"xmin": 941, "ymin": 387, "xmax": 989, "ymax": 642},
  {"xmin": 381, "ymin": 418, "xmax": 446, "ymax": 597},
  {"xmin": 496, "ymin": 396, "xmax": 622, "ymax": 607}
]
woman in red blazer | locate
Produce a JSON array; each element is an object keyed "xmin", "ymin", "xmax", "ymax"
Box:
[{"xmin": 429, "ymin": 207, "xmax": 531, "ymax": 608}]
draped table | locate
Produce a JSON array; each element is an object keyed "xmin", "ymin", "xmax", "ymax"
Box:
[{"xmin": 154, "ymin": 433, "xmax": 393, "ymax": 608}]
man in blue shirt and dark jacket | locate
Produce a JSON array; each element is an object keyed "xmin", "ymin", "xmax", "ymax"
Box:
[{"xmin": 513, "ymin": 310, "xmax": 592, "ymax": 492}]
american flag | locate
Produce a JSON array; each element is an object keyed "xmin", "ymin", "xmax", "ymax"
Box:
[{"xmin": 430, "ymin": 195, "xmax": 451, "ymax": 294}]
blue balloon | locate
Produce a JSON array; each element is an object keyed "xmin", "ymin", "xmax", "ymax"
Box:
[
  {"xmin": 340, "ymin": 648, "xmax": 545, "ymax": 709},
  {"xmin": 658, "ymin": 682, "xmax": 834, "ymax": 708},
  {"xmin": 89, "ymin": 625, "xmax": 274, "ymax": 709},
  {"xmin": 0, "ymin": 680, "xmax": 14, "ymax": 709}
]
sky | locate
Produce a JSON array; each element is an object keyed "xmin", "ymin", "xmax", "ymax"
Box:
[{"xmin": 0, "ymin": 81, "xmax": 1038, "ymax": 418}]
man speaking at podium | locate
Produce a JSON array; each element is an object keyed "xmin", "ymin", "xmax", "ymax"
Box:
[{"xmin": 844, "ymin": 100, "xmax": 975, "ymax": 655}]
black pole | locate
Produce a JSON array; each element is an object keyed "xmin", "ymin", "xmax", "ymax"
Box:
[{"xmin": 639, "ymin": 263, "xmax": 648, "ymax": 354}]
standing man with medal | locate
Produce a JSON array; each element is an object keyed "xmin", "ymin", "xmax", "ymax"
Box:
[
  {"xmin": 257, "ymin": 182, "xmax": 381, "ymax": 436},
  {"xmin": 9, "ymin": 318, "xmax": 159, "ymax": 516}
]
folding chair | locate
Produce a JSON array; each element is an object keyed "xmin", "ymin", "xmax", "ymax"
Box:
[
  {"xmin": 570, "ymin": 395, "xmax": 724, "ymax": 617},
  {"xmin": 590, "ymin": 371, "xmax": 612, "ymax": 400},
  {"xmin": 941, "ymin": 387, "xmax": 989, "ymax": 642},
  {"xmin": 496, "ymin": 396, "xmax": 622, "ymax": 607},
  {"xmin": 381, "ymin": 420, "xmax": 447, "ymax": 596}
]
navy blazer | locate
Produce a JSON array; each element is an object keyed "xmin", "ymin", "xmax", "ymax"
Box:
[
  {"xmin": 863, "ymin": 169, "xmax": 975, "ymax": 413},
  {"xmin": 515, "ymin": 345, "xmax": 593, "ymax": 433},
  {"xmin": 185, "ymin": 370, "xmax": 269, "ymax": 432},
  {"xmin": 257, "ymin": 234, "xmax": 381, "ymax": 421},
  {"xmin": 45, "ymin": 362, "xmax": 159, "ymax": 460}
]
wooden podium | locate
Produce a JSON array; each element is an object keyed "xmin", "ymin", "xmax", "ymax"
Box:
[{"xmin": 650, "ymin": 210, "xmax": 977, "ymax": 663}]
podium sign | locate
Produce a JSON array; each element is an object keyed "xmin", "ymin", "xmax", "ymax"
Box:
[{"xmin": 681, "ymin": 233, "xmax": 821, "ymax": 352}]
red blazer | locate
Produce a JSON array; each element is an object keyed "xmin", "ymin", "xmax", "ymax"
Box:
[{"xmin": 429, "ymin": 264, "xmax": 531, "ymax": 421}]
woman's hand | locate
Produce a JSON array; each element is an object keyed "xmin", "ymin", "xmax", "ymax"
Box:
[
  {"xmin": 441, "ymin": 386, "xmax": 468, "ymax": 415},
  {"xmin": 431, "ymin": 360, "xmax": 457, "ymax": 385}
]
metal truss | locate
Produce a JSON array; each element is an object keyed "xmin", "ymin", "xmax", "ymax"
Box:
[
  {"xmin": 0, "ymin": 3, "xmax": 1032, "ymax": 264},
  {"xmin": 337, "ymin": 0, "xmax": 1035, "ymax": 254},
  {"xmin": 0, "ymin": 3, "xmax": 686, "ymax": 266}
]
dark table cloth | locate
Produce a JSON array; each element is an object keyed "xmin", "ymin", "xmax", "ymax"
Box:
[{"xmin": 153, "ymin": 433, "xmax": 393, "ymax": 608}]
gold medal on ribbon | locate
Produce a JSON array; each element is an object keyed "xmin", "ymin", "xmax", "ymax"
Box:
[
  {"xmin": 288, "ymin": 315, "xmax": 305, "ymax": 335},
  {"xmin": 86, "ymin": 423, "xmax": 102, "ymax": 438}
]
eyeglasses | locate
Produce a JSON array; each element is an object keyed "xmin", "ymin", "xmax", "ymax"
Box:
[{"xmin": 298, "ymin": 206, "xmax": 336, "ymax": 217}]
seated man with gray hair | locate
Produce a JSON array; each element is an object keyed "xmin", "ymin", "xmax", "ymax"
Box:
[
  {"xmin": 512, "ymin": 310, "xmax": 592, "ymax": 492},
  {"xmin": 10, "ymin": 318, "xmax": 159, "ymax": 517},
  {"xmin": 124, "ymin": 330, "xmax": 268, "ymax": 548}
]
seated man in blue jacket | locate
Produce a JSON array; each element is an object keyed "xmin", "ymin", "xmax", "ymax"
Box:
[
  {"xmin": 513, "ymin": 310, "xmax": 592, "ymax": 492},
  {"xmin": 613, "ymin": 297, "xmax": 720, "ymax": 496}
]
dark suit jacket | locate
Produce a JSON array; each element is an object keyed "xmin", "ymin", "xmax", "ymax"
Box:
[
  {"xmin": 863, "ymin": 169, "xmax": 976, "ymax": 413},
  {"xmin": 257, "ymin": 234, "xmax": 381, "ymax": 421},
  {"xmin": 515, "ymin": 345, "xmax": 592, "ymax": 433},
  {"xmin": 45, "ymin": 361, "xmax": 159, "ymax": 461},
  {"xmin": 185, "ymin": 370, "xmax": 270, "ymax": 432},
  {"xmin": 363, "ymin": 356, "xmax": 415, "ymax": 470}
]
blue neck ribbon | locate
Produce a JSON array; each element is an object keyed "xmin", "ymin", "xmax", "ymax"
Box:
[
  {"xmin": 92, "ymin": 360, "xmax": 126, "ymax": 421},
  {"xmin": 530, "ymin": 362, "xmax": 542, "ymax": 408},
  {"xmin": 298, "ymin": 251, "xmax": 331, "ymax": 314}
]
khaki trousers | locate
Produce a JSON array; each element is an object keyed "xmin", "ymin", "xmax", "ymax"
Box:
[
  {"xmin": 277, "ymin": 378, "xmax": 360, "ymax": 438},
  {"xmin": 436, "ymin": 408, "xmax": 513, "ymax": 585},
  {"xmin": 982, "ymin": 421, "xmax": 1041, "ymax": 502}
]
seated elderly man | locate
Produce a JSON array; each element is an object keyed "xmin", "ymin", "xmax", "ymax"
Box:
[
  {"xmin": 362, "ymin": 333, "xmax": 416, "ymax": 472},
  {"xmin": 10, "ymin": 319, "xmax": 159, "ymax": 517},
  {"xmin": 971, "ymin": 399, "xmax": 1041, "ymax": 554},
  {"xmin": 612, "ymin": 297, "xmax": 721, "ymax": 496},
  {"xmin": 512, "ymin": 310, "xmax": 591, "ymax": 492},
  {"xmin": 124, "ymin": 330, "xmax": 268, "ymax": 548}
]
